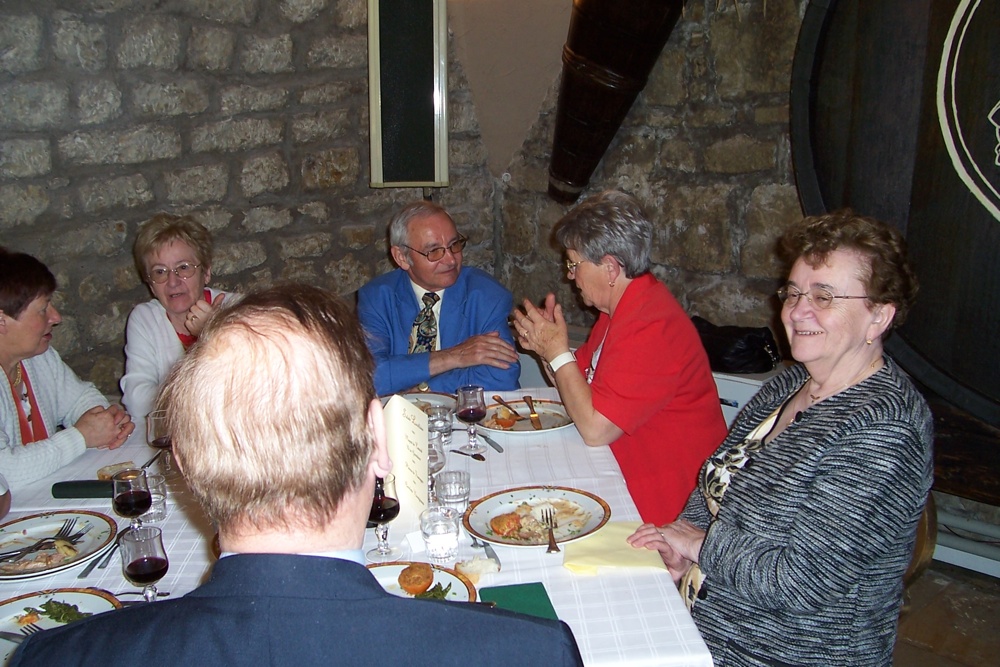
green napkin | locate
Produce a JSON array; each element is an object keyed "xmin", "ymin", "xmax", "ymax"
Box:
[{"xmin": 478, "ymin": 582, "xmax": 558, "ymax": 620}]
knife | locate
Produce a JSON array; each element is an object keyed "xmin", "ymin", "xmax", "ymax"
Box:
[
  {"xmin": 479, "ymin": 433, "xmax": 504, "ymax": 453},
  {"xmin": 523, "ymin": 395, "xmax": 543, "ymax": 430},
  {"xmin": 0, "ymin": 631, "xmax": 24, "ymax": 644},
  {"xmin": 481, "ymin": 541, "xmax": 502, "ymax": 569}
]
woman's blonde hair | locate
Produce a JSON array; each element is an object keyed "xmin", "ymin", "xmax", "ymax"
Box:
[{"xmin": 133, "ymin": 213, "xmax": 213, "ymax": 280}]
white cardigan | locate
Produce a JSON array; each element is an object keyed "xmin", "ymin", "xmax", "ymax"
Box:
[
  {"xmin": 120, "ymin": 288, "xmax": 227, "ymax": 441},
  {"xmin": 0, "ymin": 347, "xmax": 108, "ymax": 490}
]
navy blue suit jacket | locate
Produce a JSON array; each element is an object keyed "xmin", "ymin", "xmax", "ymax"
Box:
[
  {"xmin": 11, "ymin": 554, "xmax": 583, "ymax": 666},
  {"xmin": 357, "ymin": 267, "xmax": 520, "ymax": 395}
]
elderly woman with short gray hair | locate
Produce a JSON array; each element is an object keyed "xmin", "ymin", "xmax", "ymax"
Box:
[{"xmin": 513, "ymin": 190, "xmax": 727, "ymax": 525}]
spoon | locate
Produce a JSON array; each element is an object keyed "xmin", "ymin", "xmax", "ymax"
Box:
[
  {"xmin": 450, "ymin": 449, "xmax": 486, "ymax": 462},
  {"xmin": 491, "ymin": 395, "xmax": 527, "ymax": 420}
]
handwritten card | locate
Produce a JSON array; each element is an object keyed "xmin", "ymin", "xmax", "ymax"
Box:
[{"xmin": 382, "ymin": 395, "xmax": 428, "ymax": 535}]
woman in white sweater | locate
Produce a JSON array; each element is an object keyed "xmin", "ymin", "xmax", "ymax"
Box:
[
  {"xmin": 121, "ymin": 214, "xmax": 231, "ymax": 439},
  {"xmin": 1, "ymin": 248, "xmax": 133, "ymax": 489}
]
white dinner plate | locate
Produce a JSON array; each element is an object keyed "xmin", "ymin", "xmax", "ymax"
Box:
[
  {"xmin": 0, "ymin": 511, "xmax": 117, "ymax": 581},
  {"xmin": 366, "ymin": 562, "xmax": 477, "ymax": 602},
  {"xmin": 0, "ymin": 587, "xmax": 120, "ymax": 662},
  {"xmin": 479, "ymin": 399, "xmax": 573, "ymax": 435},
  {"xmin": 380, "ymin": 391, "xmax": 456, "ymax": 413},
  {"xmin": 463, "ymin": 485, "xmax": 611, "ymax": 547}
]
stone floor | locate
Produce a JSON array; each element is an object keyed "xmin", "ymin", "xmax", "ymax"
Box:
[{"xmin": 894, "ymin": 560, "xmax": 1000, "ymax": 666}]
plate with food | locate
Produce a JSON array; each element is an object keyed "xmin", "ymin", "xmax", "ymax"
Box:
[
  {"xmin": 0, "ymin": 511, "xmax": 117, "ymax": 581},
  {"xmin": 480, "ymin": 400, "xmax": 573, "ymax": 434},
  {"xmin": 380, "ymin": 392, "xmax": 456, "ymax": 414},
  {"xmin": 0, "ymin": 588, "xmax": 120, "ymax": 661},
  {"xmin": 367, "ymin": 561, "xmax": 477, "ymax": 602},
  {"xmin": 464, "ymin": 486, "xmax": 611, "ymax": 547}
]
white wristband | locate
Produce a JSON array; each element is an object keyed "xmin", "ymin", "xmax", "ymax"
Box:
[{"xmin": 548, "ymin": 351, "xmax": 576, "ymax": 374}]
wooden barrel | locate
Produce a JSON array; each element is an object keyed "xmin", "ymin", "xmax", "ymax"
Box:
[
  {"xmin": 791, "ymin": 0, "xmax": 1000, "ymax": 427},
  {"xmin": 548, "ymin": 0, "xmax": 685, "ymax": 203}
]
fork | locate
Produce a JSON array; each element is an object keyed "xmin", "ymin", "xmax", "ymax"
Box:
[
  {"xmin": 19, "ymin": 623, "xmax": 43, "ymax": 637},
  {"xmin": 0, "ymin": 519, "xmax": 77, "ymax": 562},
  {"xmin": 542, "ymin": 509, "xmax": 560, "ymax": 554}
]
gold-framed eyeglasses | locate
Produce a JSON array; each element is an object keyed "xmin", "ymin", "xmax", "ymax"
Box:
[
  {"xmin": 405, "ymin": 236, "xmax": 467, "ymax": 262},
  {"xmin": 148, "ymin": 262, "xmax": 201, "ymax": 284},
  {"xmin": 776, "ymin": 286, "xmax": 869, "ymax": 310},
  {"xmin": 565, "ymin": 259, "xmax": 582, "ymax": 274}
]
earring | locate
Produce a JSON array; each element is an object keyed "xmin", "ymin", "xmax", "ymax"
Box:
[
  {"xmin": 608, "ymin": 281, "xmax": 615, "ymax": 287},
  {"xmin": 865, "ymin": 338, "xmax": 873, "ymax": 345}
]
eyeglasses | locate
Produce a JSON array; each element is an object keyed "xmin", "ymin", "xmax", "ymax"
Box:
[
  {"xmin": 405, "ymin": 237, "xmax": 467, "ymax": 263},
  {"xmin": 776, "ymin": 286, "xmax": 869, "ymax": 309},
  {"xmin": 565, "ymin": 259, "xmax": 582, "ymax": 274},
  {"xmin": 147, "ymin": 262, "xmax": 201, "ymax": 284}
]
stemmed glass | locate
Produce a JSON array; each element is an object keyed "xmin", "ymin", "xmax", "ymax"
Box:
[
  {"xmin": 112, "ymin": 469, "xmax": 152, "ymax": 531},
  {"xmin": 456, "ymin": 385, "xmax": 487, "ymax": 456},
  {"xmin": 366, "ymin": 475, "xmax": 401, "ymax": 564},
  {"xmin": 145, "ymin": 410, "xmax": 175, "ymax": 477},
  {"xmin": 120, "ymin": 526, "xmax": 169, "ymax": 603}
]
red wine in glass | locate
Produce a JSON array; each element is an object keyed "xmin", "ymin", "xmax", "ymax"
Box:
[
  {"xmin": 456, "ymin": 385, "xmax": 487, "ymax": 456},
  {"xmin": 112, "ymin": 468, "xmax": 151, "ymax": 530},
  {"xmin": 365, "ymin": 475, "xmax": 402, "ymax": 563},
  {"xmin": 114, "ymin": 489, "xmax": 153, "ymax": 518},
  {"xmin": 121, "ymin": 526, "xmax": 169, "ymax": 603},
  {"xmin": 150, "ymin": 436, "xmax": 172, "ymax": 449},
  {"xmin": 125, "ymin": 556, "xmax": 169, "ymax": 584}
]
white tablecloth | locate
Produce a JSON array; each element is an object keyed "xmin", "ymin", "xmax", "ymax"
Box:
[{"xmin": 0, "ymin": 388, "xmax": 713, "ymax": 667}]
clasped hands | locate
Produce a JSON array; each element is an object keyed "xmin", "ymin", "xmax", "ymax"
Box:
[
  {"xmin": 75, "ymin": 404, "xmax": 133, "ymax": 450},
  {"xmin": 511, "ymin": 294, "xmax": 569, "ymax": 363},
  {"xmin": 628, "ymin": 520, "xmax": 706, "ymax": 584}
]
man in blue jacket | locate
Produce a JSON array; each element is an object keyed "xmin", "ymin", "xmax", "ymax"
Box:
[
  {"xmin": 10, "ymin": 284, "xmax": 583, "ymax": 667},
  {"xmin": 358, "ymin": 200, "xmax": 519, "ymax": 395}
]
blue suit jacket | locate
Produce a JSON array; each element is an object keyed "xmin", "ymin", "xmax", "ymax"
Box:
[
  {"xmin": 357, "ymin": 267, "xmax": 520, "ymax": 395},
  {"xmin": 11, "ymin": 554, "xmax": 583, "ymax": 666}
]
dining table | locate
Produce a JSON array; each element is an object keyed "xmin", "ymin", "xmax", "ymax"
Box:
[{"xmin": 0, "ymin": 387, "xmax": 713, "ymax": 667}]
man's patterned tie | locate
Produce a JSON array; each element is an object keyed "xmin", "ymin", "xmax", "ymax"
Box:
[{"xmin": 409, "ymin": 291, "xmax": 440, "ymax": 354}]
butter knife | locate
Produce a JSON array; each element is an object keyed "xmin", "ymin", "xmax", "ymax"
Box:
[
  {"xmin": 479, "ymin": 433, "xmax": 504, "ymax": 453},
  {"xmin": 523, "ymin": 395, "xmax": 543, "ymax": 430},
  {"xmin": 481, "ymin": 541, "xmax": 502, "ymax": 569}
]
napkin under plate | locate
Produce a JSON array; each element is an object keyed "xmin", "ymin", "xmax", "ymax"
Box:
[{"xmin": 562, "ymin": 521, "xmax": 667, "ymax": 574}]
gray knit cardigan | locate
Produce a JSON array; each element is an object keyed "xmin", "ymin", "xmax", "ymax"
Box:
[{"xmin": 680, "ymin": 356, "xmax": 933, "ymax": 667}]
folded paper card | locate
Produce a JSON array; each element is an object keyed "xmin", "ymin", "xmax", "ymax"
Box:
[
  {"xmin": 382, "ymin": 395, "xmax": 429, "ymax": 535},
  {"xmin": 562, "ymin": 521, "xmax": 668, "ymax": 575},
  {"xmin": 479, "ymin": 582, "xmax": 558, "ymax": 620}
]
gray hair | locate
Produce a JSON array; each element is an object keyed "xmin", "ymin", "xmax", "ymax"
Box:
[
  {"xmin": 388, "ymin": 200, "xmax": 455, "ymax": 261},
  {"xmin": 554, "ymin": 190, "xmax": 652, "ymax": 278}
]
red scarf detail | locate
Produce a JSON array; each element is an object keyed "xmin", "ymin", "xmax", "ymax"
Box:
[{"xmin": 11, "ymin": 364, "xmax": 48, "ymax": 445}]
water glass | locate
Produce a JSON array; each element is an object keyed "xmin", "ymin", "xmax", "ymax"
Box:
[
  {"xmin": 142, "ymin": 473, "xmax": 167, "ymax": 522},
  {"xmin": 420, "ymin": 506, "xmax": 460, "ymax": 563},
  {"xmin": 426, "ymin": 406, "xmax": 453, "ymax": 449},
  {"xmin": 436, "ymin": 470, "xmax": 471, "ymax": 514}
]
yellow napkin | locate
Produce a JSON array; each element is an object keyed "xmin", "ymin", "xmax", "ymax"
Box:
[{"xmin": 563, "ymin": 521, "xmax": 668, "ymax": 574}]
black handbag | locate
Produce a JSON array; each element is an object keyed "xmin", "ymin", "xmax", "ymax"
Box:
[{"xmin": 691, "ymin": 316, "xmax": 780, "ymax": 374}]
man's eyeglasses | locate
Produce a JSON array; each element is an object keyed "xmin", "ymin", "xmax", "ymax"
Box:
[
  {"xmin": 776, "ymin": 286, "xmax": 869, "ymax": 310},
  {"xmin": 148, "ymin": 262, "xmax": 201, "ymax": 284},
  {"xmin": 405, "ymin": 237, "xmax": 467, "ymax": 262},
  {"xmin": 565, "ymin": 259, "xmax": 582, "ymax": 274}
]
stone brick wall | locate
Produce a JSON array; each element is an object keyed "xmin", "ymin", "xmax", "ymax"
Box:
[{"xmin": 1, "ymin": 0, "xmax": 805, "ymax": 397}]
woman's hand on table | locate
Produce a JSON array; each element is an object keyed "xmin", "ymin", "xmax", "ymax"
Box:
[
  {"xmin": 628, "ymin": 521, "xmax": 704, "ymax": 584},
  {"xmin": 185, "ymin": 292, "xmax": 226, "ymax": 336},
  {"xmin": 512, "ymin": 294, "xmax": 570, "ymax": 362},
  {"xmin": 75, "ymin": 404, "xmax": 134, "ymax": 449}
]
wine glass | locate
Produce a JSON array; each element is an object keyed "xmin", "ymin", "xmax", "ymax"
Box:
[
  {"xmin": 366, "ymin": 475, "xmax": 401, "ymax": 563},
  {"xmin": 120, "ymin": 526, "xmax": 169, "ymax": 603},
  {"xmin": 455, "ymin": 385, "xmax": 487, "ymax": 455},
  {"xmin": 145, "ymin": 409, "xmax": 175, "ymax": 477},
  {"xmin": 112, "ymin": 468, "xmax": 152, "ymax": 531}
]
